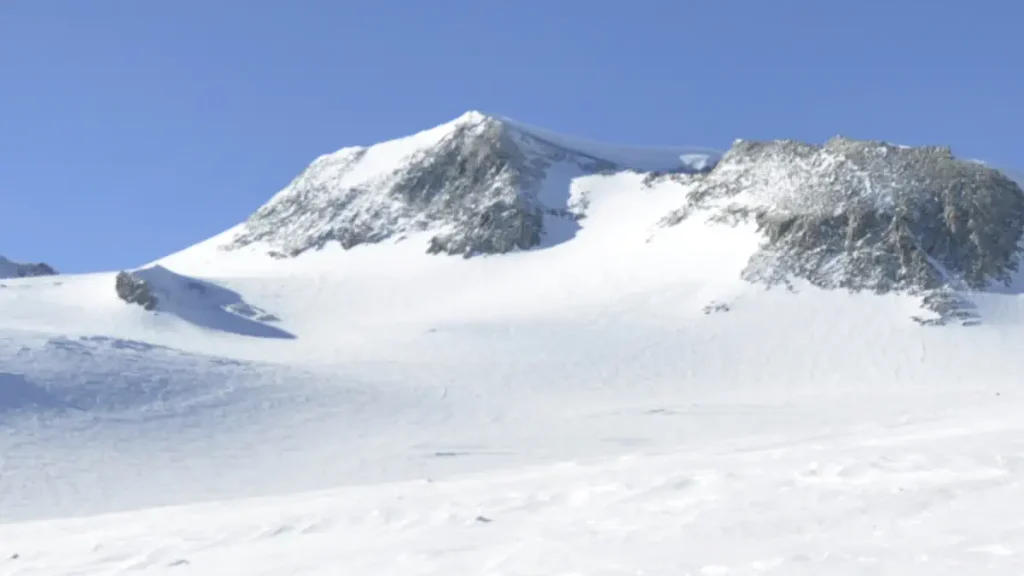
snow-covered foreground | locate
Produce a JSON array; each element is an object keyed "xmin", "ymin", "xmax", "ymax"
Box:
[
  {"xmin": 4, "ymin": 120, "xmax": 1024, "ymax": 573},
  {"xmin": 5, "ymin": 398, "xmax": 1024, "ymax": 575}
]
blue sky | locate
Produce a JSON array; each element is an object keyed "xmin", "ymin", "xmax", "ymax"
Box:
[{"xmin": 2, "ymin": 0, "xmax": 1021, "ymax": 272}]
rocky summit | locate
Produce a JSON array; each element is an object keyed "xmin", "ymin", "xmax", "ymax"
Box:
[
  {"xmin": 224, "ymin": 112, "xmax": 714, "ymax": 259},
  {"xmin": 202, "ymin": 113, "xmax": 1024, "ymax": 327},
  {"xmin": 0, "ymin": 256, "xmax": 57, "ymax": 279},
  {"xmin": 660, "ymin": 137, "xmax": 1024, "ymax": 306}
]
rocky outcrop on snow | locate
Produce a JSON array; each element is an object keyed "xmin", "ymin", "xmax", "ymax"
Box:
[
  {"xmin": 661, "ymin": 137, "xmax": 1024, "ymax": 316},
  {"xmin": 0, "ymin": 256, "xmax": 57, "ymax": 279},
  {"xmin": 115, "ymin": 271, "xmax": 158, "ymax": 310},
  {"xmin": 124, "ymin": 266, "xmax": 293, "ymax": 338},
  {"xmin": 226, "ymin": 111, "xmax": 717, "ymax": 258}
]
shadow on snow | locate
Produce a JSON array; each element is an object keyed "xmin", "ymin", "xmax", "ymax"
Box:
[{"xmin": 133, "ymin": 265, "xmax": 296, "ymax": 340}]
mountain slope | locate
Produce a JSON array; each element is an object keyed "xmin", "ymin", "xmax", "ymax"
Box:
[
  {"xmin": 651, "ymin": 137, "xmax": 1024, "ymax": 324},
  {"xmin": 0, "ymin": 256, "xmax": 56, "ymax": 279},
  {"xmin": 216, "ymin": 111, "xmax": 719, "ymax": 258},
  {"xmin": 10, "ymin": 410, "xmax": 1024, "ymax": 575},
  {"xmin": 5, "ymin": 114, "xmax": 1024, "ymax": 574},
  {"xmin": 7, "ymin": 159, "xmax": 1024, "ymax": 526}
]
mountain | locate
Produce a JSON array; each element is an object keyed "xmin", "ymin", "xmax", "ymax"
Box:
[
  {"xmin": 657, "ymin": 137, "xmax": 1024, "ymax": 324},
  {"xmin": 0, "ymin": 255, "xmax": 57, "ymax": 279},
  {"xmin": 217, "ymin": 111, "xmax": 719, "ymax": 258},
  {"xmin": 6, "ymin": 113, "xmax": 1024, "ymax": 574},
  {"xmin": 162, "ymin": 115, "xmax": 1024, "ymax": 325}
]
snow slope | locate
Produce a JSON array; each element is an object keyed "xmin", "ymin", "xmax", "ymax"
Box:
[
  {"xmin": 493, "ymin": 112, "xmax": 721, "ymax": 172},
  {"xmin": 216, "ymin": 111, "xmax": 721, "ymax": 259},
  {"xmin": 7, "ymin": 410, "xmax": 1024, "ymax": 575},
  {"xmin": 3, "ymin": 116, "xmax": 1024, "ymax": 574}
]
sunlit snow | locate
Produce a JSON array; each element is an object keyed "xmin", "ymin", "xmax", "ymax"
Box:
[{"xmin": 3, "ymin": 117, "xmax": 1024, "ymax": 575}]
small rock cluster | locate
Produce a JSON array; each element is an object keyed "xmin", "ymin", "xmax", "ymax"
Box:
[{"xmin": 115, "ymin": 271, "xmax": 158, "ymax": 310}]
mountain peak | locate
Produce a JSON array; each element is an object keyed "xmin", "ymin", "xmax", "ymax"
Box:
[
  {"xmin": 658, "ymin": 136, "xmax": 1024, "ymax": 322},
  {"xmin": 0, "ymin": 256, "xmax": 58, "ymax": 279},
  {"xmin": 214, "ymin": 114, "xmax": 719, "ymax": 259},
  {"xmin": 450, "ymin": 109, "xmax": 495, "ymax": 126}
]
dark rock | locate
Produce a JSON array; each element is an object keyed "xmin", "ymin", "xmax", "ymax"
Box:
[
  {"xmin": 115, "ymin": 271, "xmax": 158, "ymax": 310},
  {"xmin": 702, "ymin": 302, "xmax": 731, "ymax": 315},
  {"xmin": 227, "ymin": 116, "xmax": 612, "ymax": 257},
  {"xmin": 17, "ymin": 262, "xmax": 57, "ymax": 277},
  {"xmin": 0, "ymin": 256, "xmax": 57, "ymax": 279},
  {"xmin": 662, "ymin": 137, "xmax": 1024, "ymax": 316},
  {"xmin": 225, "ymin": 113, "xmax": 711, "ymax": 259}
]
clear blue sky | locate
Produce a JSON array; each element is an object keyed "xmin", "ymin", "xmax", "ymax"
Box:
[{"xmin": 2, "ymin": 0, "xmax": 1021, "ymax": 272}]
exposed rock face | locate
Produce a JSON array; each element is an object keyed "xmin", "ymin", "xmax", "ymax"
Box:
[
  {"xmin": 115, "ymin": 271, "xmax": 158, "ymax": 310},
  {"xmin": 0, "ymin": 256, "xmax": 57, "ymax": 279},
  {"xmin": 662, "ymin": 137, "xmax": 1024, "ymax": 298},
  {"xmin": 226, "ymin": 112, "xmax": 713, "ymax": 258},
  {"xmin": 229, "ymin": 116, "xmax": 605, "ymax": 258}
]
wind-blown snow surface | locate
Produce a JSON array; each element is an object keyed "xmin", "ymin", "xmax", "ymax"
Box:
[
  {"xmin": 222, "ymin": 111, "xmax": 722, "ymax": 258},
  {"xmin": 4, "ymin": 139, "xmax": 1024, "ymax": 573}
]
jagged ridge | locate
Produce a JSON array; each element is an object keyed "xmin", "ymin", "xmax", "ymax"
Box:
[
  {"xmin": 0, "ymin": 256, "xmax": 57, "ymax": 279},
  {"xmin": 660, "ymin": 136, "xmax": 1024, "ymax": 306},
  {"xmin": 225, "ymin": 111, "xmax": 716, "ymax": 258}
]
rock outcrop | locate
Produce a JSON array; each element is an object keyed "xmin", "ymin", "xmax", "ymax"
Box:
[
  {"xmin": 662, "ymin": 137, "xmax": 1024, "ymax": 297},
  {"xmin": 0, "ymin": 256, "xmax": 57, "ymax": 279},
  {"xmin": 225, "ymin": 112, "xmax": 716, "ymax": 258},
  {"xmin": 115, "ymin": 271, "xmax": 158, "ymax": 310}
]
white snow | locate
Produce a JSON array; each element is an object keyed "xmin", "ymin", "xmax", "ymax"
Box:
[
  {"xmin": 292, "ymin": 112, "xmax": 480, "ymax": 198},
  {"xmin": 3, "ymin": 118, "xmax": 1024, "ymax": 574},
  {"xmin": 7, "ymin": 416, "xmax": 1024, "ymax": 575},
  {"xmin": 268, "ymin": 110, "xmax": 718, "ymax": 218},
  {"xmin": 223, "ymin": 110, "xmax": 720, "ymax": 260},
  {"xmin": 494, "ymin": 112, "xmax": 721, "ymax": 172}
]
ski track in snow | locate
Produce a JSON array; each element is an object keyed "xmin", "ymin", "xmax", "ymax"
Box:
[{"xmin": 4, "ymin": 121, "xmax": 1024, "ymax": 574}]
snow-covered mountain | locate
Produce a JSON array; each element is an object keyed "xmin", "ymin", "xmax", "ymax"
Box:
[
  {"xmin": 657, "ymin": 137, "xmax": 1024, "ymax": 324},
  {"xmin": 5, "ymin": 112, "xmax": 1024, "ymax": 575},
  {"xmin": 161, "ymin": 114, "xmax": 1024, "ymax": 325},
  {"xmin": 0, "ymin": 255, "xmax": 56, "ymax": 279},
  {"xmin": 221, "ymin": 111, "xmax": 718, "ymax": 258}
]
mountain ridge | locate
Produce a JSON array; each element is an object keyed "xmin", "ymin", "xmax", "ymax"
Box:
[
  {"xmin": 152, "ymin": 113, "xmax": 1024, "ymax": 327},
  {"xmin": 0, "ymin": 255, "xmax": 57, "ymax": 279},
  {"xmin": 8, "ymin": 115, "xmax": 1024, "ymax": 573},
  {"xmin": 216, "ymin": 111, "xmax": 720, "ymax": 258}
]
